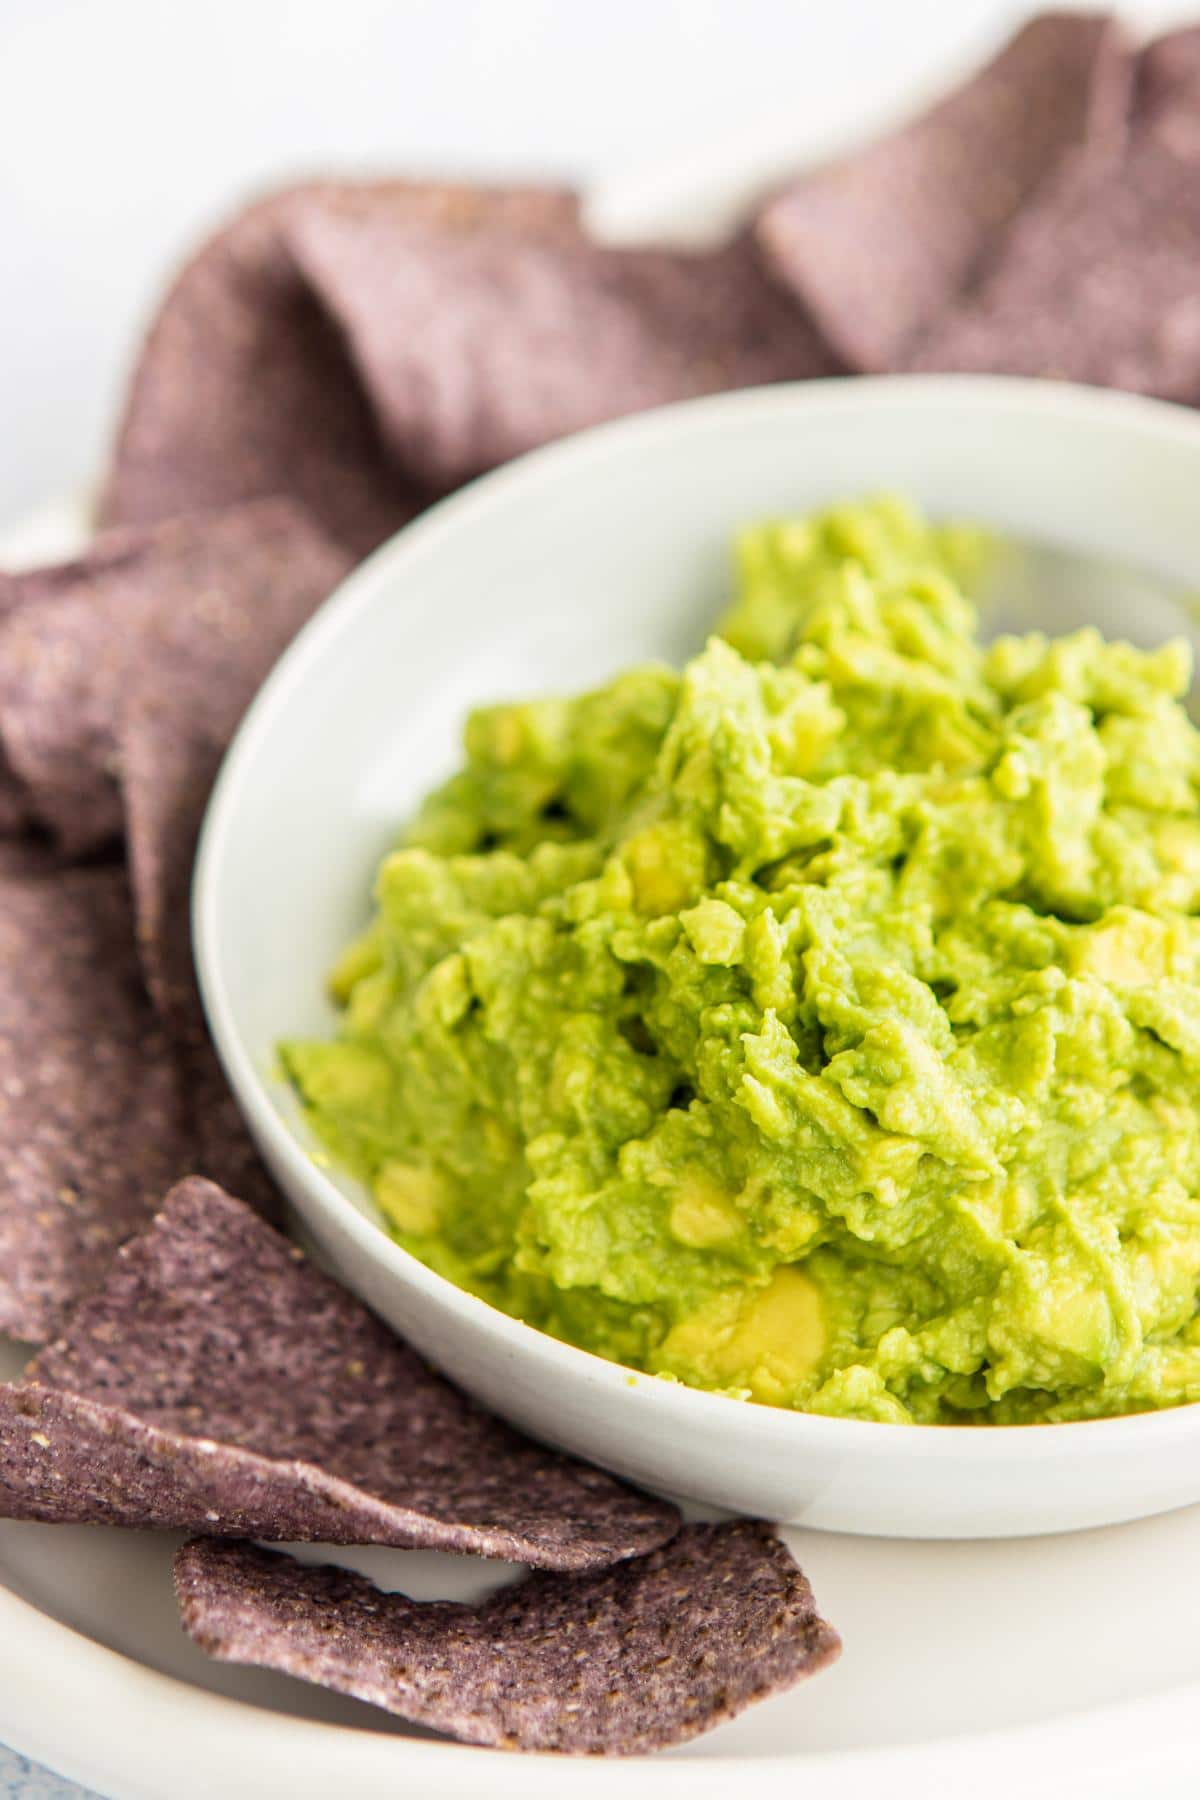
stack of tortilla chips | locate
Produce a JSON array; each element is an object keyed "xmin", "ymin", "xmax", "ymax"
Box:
[{"xmin": 0, "ymin": 11, "xmax": 1196, "ymax": 1750}]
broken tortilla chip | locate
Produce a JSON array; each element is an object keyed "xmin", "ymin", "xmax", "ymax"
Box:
[
  {"xmin": 0, "ymin": 1178, "xmax": 680, "ymax": 1568},
  {"xmin": 175, "ymin": 1523, "xmax": 839, "ymax": 1754}
]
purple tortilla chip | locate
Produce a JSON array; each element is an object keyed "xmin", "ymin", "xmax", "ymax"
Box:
[
  {"xmin": 176, "ymin": 1033, "xmax": 284, "ymax": 1226},
  {"xmin": 904, "ymin": 136, "xmax": 1200, "ymax": 399},
  {"xmin": 757, "ymin": 13, "xmax": 1132, "ymax": 369},
  {"xmin": 121, "ymin": 710, "xmax": 281, "ymax": 1209},
  {"xmin": 0, "ymin": 768, "xmax": 31, "ymax": 839},
  {"xmin": 85, "ymin": 506, "xmax": 350, "ymax": 1208},
  {"xmin": 107, "ymin": 506, "xmax": 349, "ymax": 1007},
  {"xmin": 1136, "ymin": 25, "xmax": 1200, "ymax": 151},
  {"xmin": 175, "ymin": 1524, "xmax": 839, "ymax": 1754},
  {"xmin": 287, "ymin": 216, "xmax": 835, "ymax": 491},
  {"xmin": 0, "ymin": 1178, "xmax": 680, "ymax": 1568},
  {"xmin": 101, "ymin": 183, "xmax": 582, "ymax": 557},
  {"xmin": 0, "ymin": 501, "xmax": 352, "ymax": 862},
  {"xmin": 0, "ymin": 535, "xmax": 161, "ymax": 852},
  {"xmin": 0, "ymin": 867, "xmax": 191, "ymax": 1341},
  {"xmin": 0, "ymin": 502, "xmax": 349, "ymax": 1212},
  {"xmin": 0, "ymin": 837, "xmax": 60, "ymax": 880},
  {"xmin": 102, "ymin": 178, "xmax": 831, "ymax": 547}
]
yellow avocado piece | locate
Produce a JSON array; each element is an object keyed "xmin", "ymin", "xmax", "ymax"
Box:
[
  {"xmin": 669, "ymin": 1172, "xmax": 743, "ymax": 1247},
  {"xmin": 1069, "ymin": 911, "xmax": 1176, "ymax": 988},
  {"xmin": 328, "ymin": 922, "xmax": 384, "ymax": 1005},
  {"xmin": 622, "ymin": 821, "xmax": 706, "ymax": 916},
  {"xmin": 375, "ymin": 1161, "xmax": 445, "ymax": 1236},
  {"xmin": 680, "ymin": 898, "xmax": 746, "ymax": 966},
  {"xmin": 657, "ymin": 1266, "xmax": 826, "ymax": 1405}
]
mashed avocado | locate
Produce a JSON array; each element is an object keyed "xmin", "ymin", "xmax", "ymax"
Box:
[{"xmin": 284, "ymin": 497, "xmax": 1200, "ymax": 1424}]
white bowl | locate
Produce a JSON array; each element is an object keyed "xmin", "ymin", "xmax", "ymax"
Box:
[{"xmin": 196, "ymin": 374, "xmax": 1200, "ymax": 1539}]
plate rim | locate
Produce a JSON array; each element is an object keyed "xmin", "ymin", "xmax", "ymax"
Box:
[{"xmin": 3, "ymin": 1556, "xmax": 1199, "ymax": 1800}]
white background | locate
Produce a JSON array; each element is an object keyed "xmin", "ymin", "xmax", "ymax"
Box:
[{"xmin": 1, "ymin": 0, "xmax": 1191, "ymax": 533}]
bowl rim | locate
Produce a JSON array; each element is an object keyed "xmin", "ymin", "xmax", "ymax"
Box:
[{"xmin": 194, "ymin": 370, "xmax": 1200, "ymax": 1455}]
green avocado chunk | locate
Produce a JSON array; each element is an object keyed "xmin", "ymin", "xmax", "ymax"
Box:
[{"xmin": 284, "ymin": 497, "xmax": 1200, "ymax": 1424}]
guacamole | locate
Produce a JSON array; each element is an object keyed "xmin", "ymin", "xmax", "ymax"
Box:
[{"xmin": 284, "ymin": 497, "xmax": 1200, "ymax": 1424}]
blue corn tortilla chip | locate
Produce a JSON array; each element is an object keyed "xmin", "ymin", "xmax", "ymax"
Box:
[
  {"xmin": 101, "ymin": 183, "xmax": 584, "ymax": 557},
  {"xmin": 0, "ymin": 540, "xmax": 164, "ymax": 848},
  {"xmin": 0, "ymin": 755, "xmax": 31, "ymax": 837},
  {"xmin": 1136, "ymin": 24, "xmax": 1200, "ymax": 150},
  {"xmin": 175, "ymin": 1524, "xmax": 839, "ymax": 1754},
  {"xmin": 755, "ymin": 14, "xmax": 1200, "ymax": 404},
  {"xmin": 85, "ymin": 504, "xmax": 349, "ymax": 1016},
  {"xmin": 0, "ymin": 502, "xmax": 353, "ymax": 1220},
  {"xmin": 757, "ymin": 12, "xmax": 1132, "ymax": 369},
  {"xmin": 0, "ymin": 866, "xmax": 191, "ymax": 1341},
  {"xmin": 903, "ymin": 134, "xmax": 1200, "ymax": 396},
  {"xmin": 286, "ymin": 218, "xmax": 836, "ymax": 492},
  {"xmin": 0, "ymin": 1179, "xmax": 680, "ymax": 1568},
  {"xmin": 0, "ymin": 501, "xmax": 352, "ymax": 864},
  {"xmin": 0, "ymin": 837, "xmax": 60, "ymax": 880},
  {"xmin": 101, "ymin": 184, "xmax": 832, "ymax": 554}
]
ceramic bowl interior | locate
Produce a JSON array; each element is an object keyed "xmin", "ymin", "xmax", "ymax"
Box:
[{"xmin": 196, "ymin": 375, "xmax": 1200, "ymax": 1538}]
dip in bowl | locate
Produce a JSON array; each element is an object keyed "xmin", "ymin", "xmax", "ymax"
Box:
[{"xmin": 196, "ymin": 375, "xmax": 1200, "ymax": 1535}]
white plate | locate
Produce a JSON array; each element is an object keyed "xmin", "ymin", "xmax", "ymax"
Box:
[{"xmin": 4, "ymin": 135, "xmax": 1200, "ymax": 1800}]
